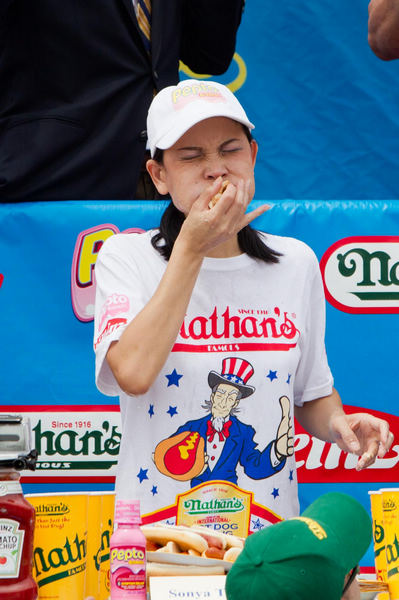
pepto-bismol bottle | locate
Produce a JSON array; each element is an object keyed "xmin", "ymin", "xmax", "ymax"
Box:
[{"xmin": 110, "ymin": 499, "xmax": 147, "ymax": 599}]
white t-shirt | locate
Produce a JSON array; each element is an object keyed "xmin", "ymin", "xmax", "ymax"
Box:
[{"xmin": 94, "ymin": 230, "xmax": 333, "ymax": 535}]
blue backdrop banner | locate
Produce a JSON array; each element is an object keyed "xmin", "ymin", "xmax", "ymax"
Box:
[
  {"xmin": 1, "ymin": 199, "xmax": 398, "ymax": 568},
  {"xmin": 179, "ymin": 0, "xmax": 399, "ymax": 200}
]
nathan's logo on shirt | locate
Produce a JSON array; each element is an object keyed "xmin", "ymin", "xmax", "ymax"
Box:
[
  {"xmin": 173, "ymin": 306, "xmax": 299, "ymax": 353},
  {"xmin": 320, "ymin": 236, "xmax": 399, "ymax": 314},
  {"xmin": 183, "ymin": 497, "xmax": 245, "ymax": 516}
]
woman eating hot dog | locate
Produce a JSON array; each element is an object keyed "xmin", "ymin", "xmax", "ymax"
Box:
[{"xmin": 93, "ymin": 80, "xmax": 393, "ymax": 536}]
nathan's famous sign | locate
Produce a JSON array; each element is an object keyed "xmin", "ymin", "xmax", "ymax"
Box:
[
  {"xmin": 3, "ymin": 406, "xmax": 121, "ymax": 483},
  {"xmin": 320, "ymin": 236, "xmax": 399, "ymax": 313}
]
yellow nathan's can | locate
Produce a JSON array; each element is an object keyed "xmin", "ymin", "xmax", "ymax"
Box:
[
  {"xmin": 84, "ymin": 492, "xmax": 102, "ymax": 599},
  {"xmin": 98, "ymin": 491, "xmax": 115, "ymax": 600},
  {"xmin": 26, "ymin": 492, "xmax": 89, "ymax": 600},
  {"xmin": 381, "ymin": 488, "xmax": 399, "ymax": 600},
  {"xmin": 369, "ymin": 490, "xmax": 390, "ymax": 600}
]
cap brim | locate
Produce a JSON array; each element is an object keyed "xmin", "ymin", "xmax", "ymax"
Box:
[{"xmin": 155, "ymin": 102, "xmax": 254, "ymax": 152}]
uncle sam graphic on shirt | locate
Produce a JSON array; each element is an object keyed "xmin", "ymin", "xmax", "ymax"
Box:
[{"xmin": 153, "ymin": 357, "xmax": 294, "ymax": 487}]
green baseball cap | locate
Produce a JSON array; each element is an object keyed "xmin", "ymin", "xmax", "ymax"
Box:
[{"xmin": 225, "ymin": 492, "xmax": 372, "ymax": 600}]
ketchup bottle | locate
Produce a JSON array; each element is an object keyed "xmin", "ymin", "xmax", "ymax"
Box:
[{"xmin": 0, "ymin": 415, "xmax": 38, "ymax": 600}]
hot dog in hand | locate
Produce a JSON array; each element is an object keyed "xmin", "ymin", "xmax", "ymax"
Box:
[{"xmin": 208, "ymin": 179, "xmax": 230, "ymax": 209}]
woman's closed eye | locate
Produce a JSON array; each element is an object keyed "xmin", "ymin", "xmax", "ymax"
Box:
[
  {"xmin": 180, "ymin": 153, "xmax": 202, "ymax": 161},
  {"xmin": 221, "ymin": 146, "xmax": 242, "ymax": 155},
  {"xmin": 177, "ymin": 146, "xmax": 203, "ymax": 161}
]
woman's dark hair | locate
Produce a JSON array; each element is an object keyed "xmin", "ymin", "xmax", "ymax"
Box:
[{"xmin": 150, "ymin": 129, "xmax": 282, "ymax": 264}]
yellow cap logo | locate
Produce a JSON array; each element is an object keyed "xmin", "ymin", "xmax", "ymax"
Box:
[{"xmin": 291, "ymin": 517, "xmax": 327, "ymax": 540}]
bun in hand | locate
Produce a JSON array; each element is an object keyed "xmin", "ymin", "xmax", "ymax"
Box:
[{"xmin": 208, "ymin": 179, "xmax": 230, "ymax": 209}]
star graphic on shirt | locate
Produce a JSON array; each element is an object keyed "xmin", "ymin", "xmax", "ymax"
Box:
[
  {"xmin": 148, "ymin": 404, "xmax": 154, "ymax": 418},
  {"xmin": 286, "ymin": 374, "xmax": 291, "ymax": 384},
  {"xmin": 267, "ymin": 370, "xmax": 278, "ymax": 382},
  {"xmin": 151, "ymin": 486, "xmax": 158, "ymax": 496},
  {"xmin": 271, "ymin": 487, "xmax": 279, "ymax": 499},
  {"xmin": 137, "ymin": 468, "xmax": 148, "ymax": 483},
  {"xmin": 251, "ymin": 518, "xmax": 264, "ymax": 531},
  {"xmin": 167, "ymin": 405, "xmax": 178, "ymax": 417},
  {"xmin": 289, "ymin": 470, "xmax": 294, "ymax": 482},
  {"xmin": 166, "ymin": 368, "xmax": 183, "ymax": 387}
]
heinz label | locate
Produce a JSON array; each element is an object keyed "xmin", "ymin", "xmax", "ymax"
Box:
[{"xmin": 0, "ymin": 519, "xmax": 24, "ymax": 578}]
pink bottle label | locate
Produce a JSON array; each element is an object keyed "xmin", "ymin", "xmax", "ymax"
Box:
[{"xmin": 110, "ymin": 544, "xmax": 146, "ymax": 597}]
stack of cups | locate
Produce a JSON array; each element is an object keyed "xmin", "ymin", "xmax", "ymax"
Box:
[
  {"xmin": 26, "ymin": 490, "xmax": 115, "ymax": 600},
  {"xmin": 369, "ymin": 488, "xmax": 399, "ymax": 600},
  {"xmin": 85, "ymin": 491, "xmax": 116, "ymax": 600},
  {"xmin": 369, "ymin": 491, "xmax": 390, "ymax": 600}
]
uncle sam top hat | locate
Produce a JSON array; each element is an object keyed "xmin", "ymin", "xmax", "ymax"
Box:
[
  {"xmin": 146, "ymin": 79, "xmax": 255, "ymax": 157},
  {"xmin": 208, "ymin": 357, "xmax": 255, "ymax": 398}
]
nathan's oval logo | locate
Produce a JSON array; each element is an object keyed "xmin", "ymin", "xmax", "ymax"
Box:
[{"xmin": 320, "ymin": 236, "xmax": 399, "ymax": 313}]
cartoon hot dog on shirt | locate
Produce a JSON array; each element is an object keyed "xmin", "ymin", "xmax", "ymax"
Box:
[{"xmin": 153, "ymin": 357, "xmax": 294, "ymax": 487}]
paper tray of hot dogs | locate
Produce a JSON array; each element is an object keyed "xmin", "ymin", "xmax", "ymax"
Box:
[
  {"xmin": 142, "ymin": 523, "xmax": 244, "ymax": 575},
  {"xmin": 147, "ymin": 551, "xmax": 233, "ymax": 571}
]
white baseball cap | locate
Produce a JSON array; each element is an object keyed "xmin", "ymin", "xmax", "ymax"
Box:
[{"xmin": 147, "ymin": 79, "xmax": 255, "ymax": 157}]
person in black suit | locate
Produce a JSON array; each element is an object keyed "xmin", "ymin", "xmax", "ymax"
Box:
[{"xmin": 0, "ymin": 0, "xmax": 244, "ymax": 201}]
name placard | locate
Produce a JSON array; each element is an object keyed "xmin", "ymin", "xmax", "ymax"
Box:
[{"xmin": 149, "ymin": 575, "xmax": 227, "ymax": 599}]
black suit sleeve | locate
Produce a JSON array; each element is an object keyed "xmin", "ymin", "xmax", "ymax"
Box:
[
  {"xmin": 180, "ymin": 0, "xmax": 245, "ymax": 75},
  {"xmin": 0, "ymin": 0, "xmax": 13, "ymax": 15},
  {"xmin": 0, "ymin": 1, "xmax": 14, "ymax": 31}
]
